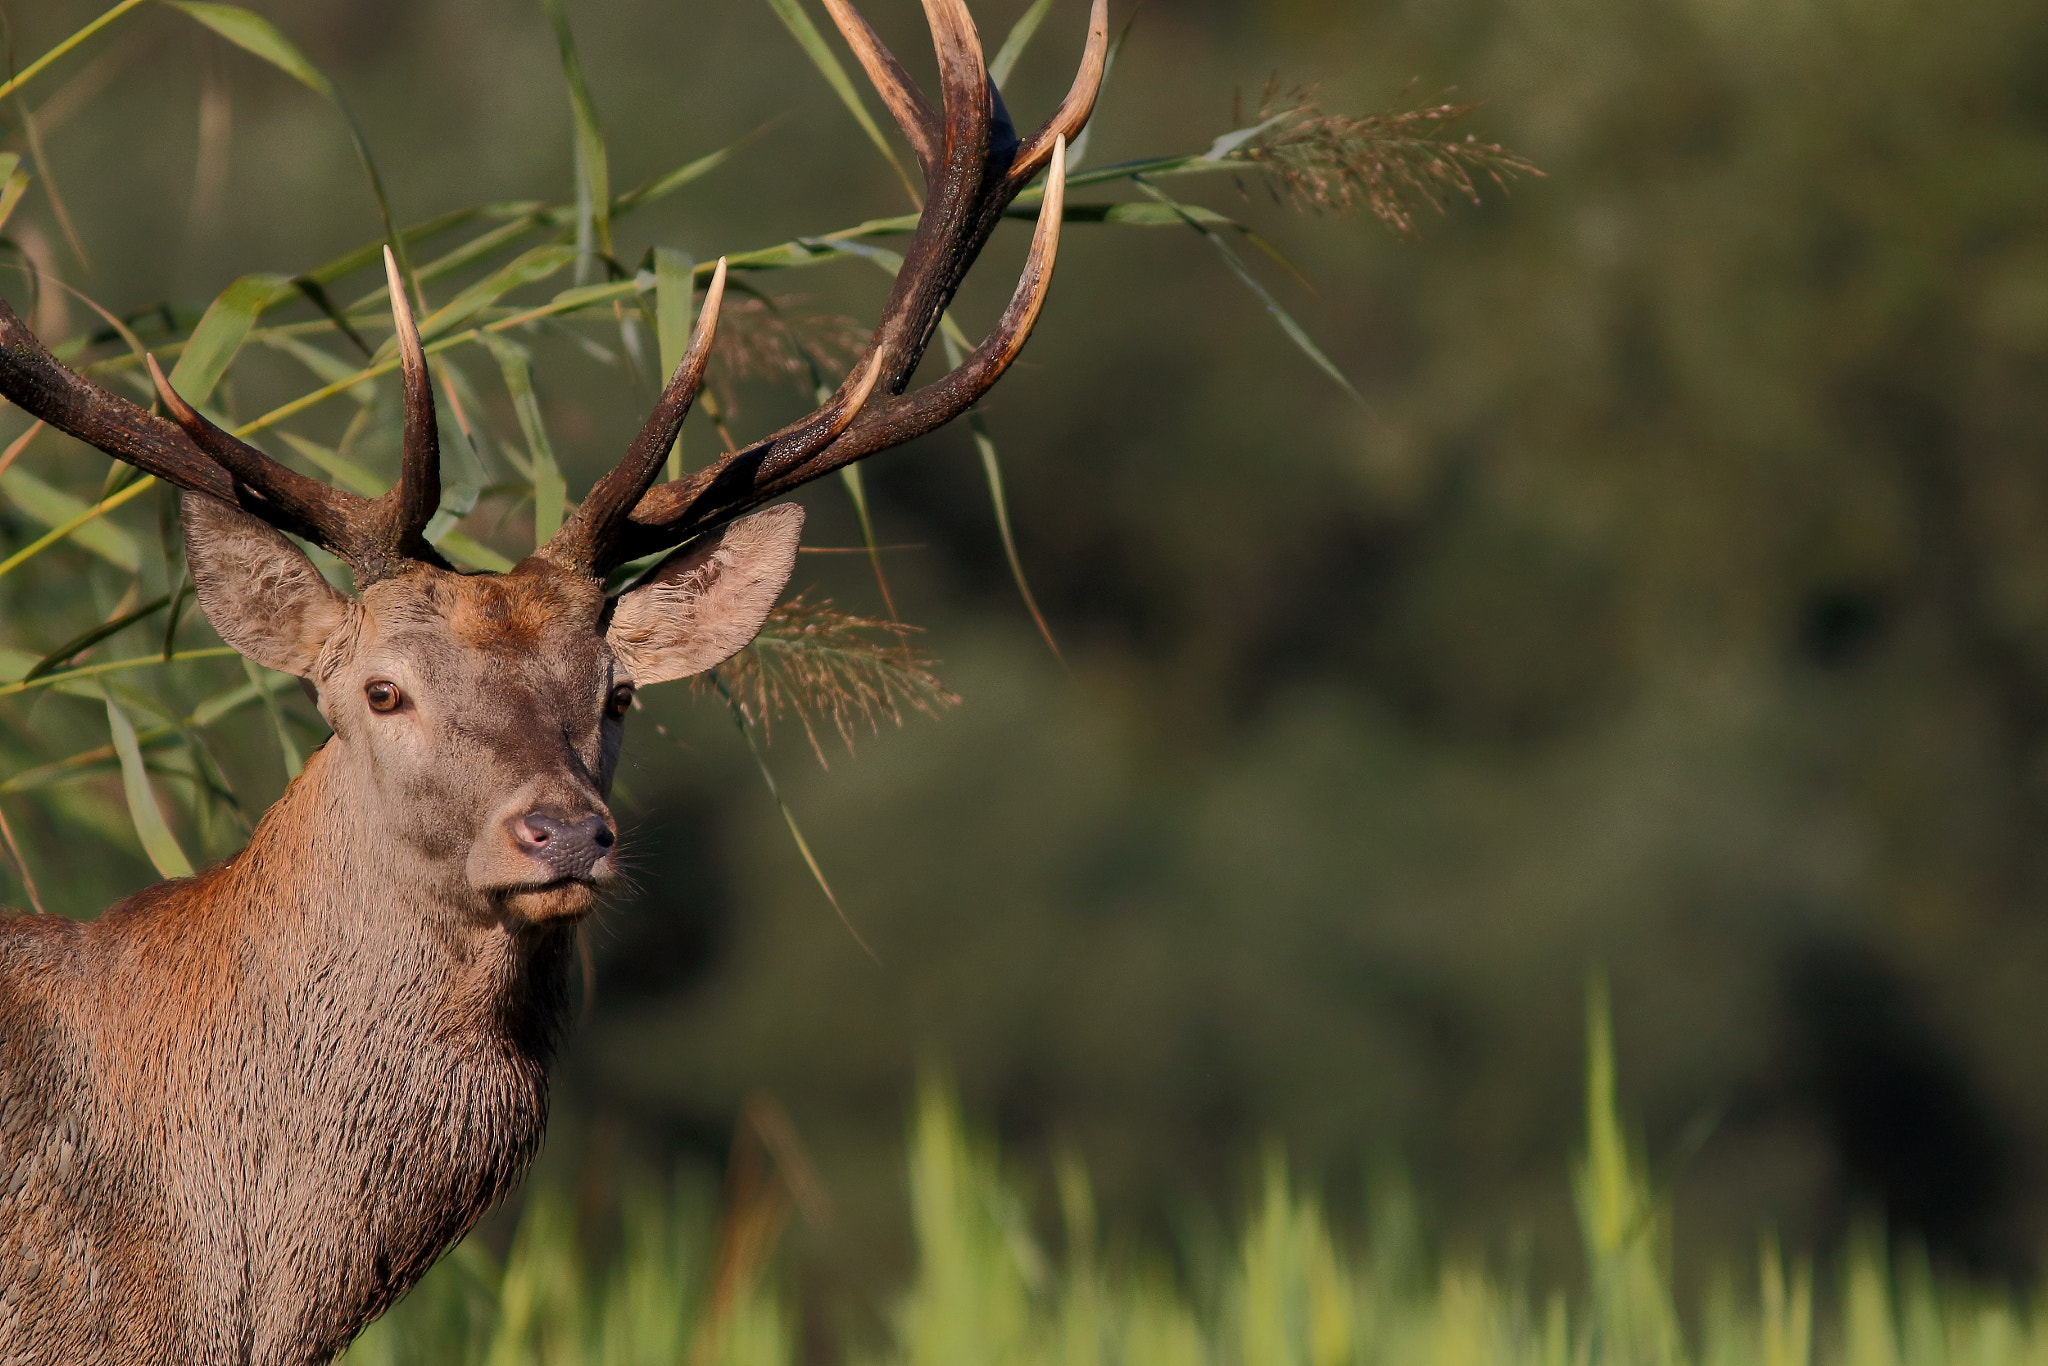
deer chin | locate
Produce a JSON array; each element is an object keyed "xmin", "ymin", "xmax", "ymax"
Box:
[{"xmin": 498, "ymin": 880, "xmax": 603, "ymax": 923}]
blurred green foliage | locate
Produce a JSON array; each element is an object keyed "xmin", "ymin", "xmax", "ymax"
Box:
[
  {"xmin": 5, "ymin": 0, "xmax": 2048, "ymax": 1314},
  {"xmin": 345, "ymin": 998, "xmax": 2043, "ymax": 1366}
]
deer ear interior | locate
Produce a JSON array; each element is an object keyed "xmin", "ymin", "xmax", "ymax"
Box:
[
  {"xmin": 182, "ymin": 490, "xmax": 352, "ymax": 679},
  {"xmin": 606, "ymin": 503, "xmax": 805, "ymax": 685}
]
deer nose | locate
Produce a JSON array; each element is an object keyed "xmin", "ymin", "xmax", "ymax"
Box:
[{"xmin": 510, "ymin": 812, "xmax": 616, "ymax": 879}]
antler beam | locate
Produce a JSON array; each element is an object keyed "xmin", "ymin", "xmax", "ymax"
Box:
[{"xmin": 550, "ymin": 0, "xmax": 1104, "ymax": 574}]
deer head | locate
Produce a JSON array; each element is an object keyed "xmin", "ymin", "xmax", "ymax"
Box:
[{"xmin": 0, "ymin": 0, "xmax": 1102, "ymax": 926}]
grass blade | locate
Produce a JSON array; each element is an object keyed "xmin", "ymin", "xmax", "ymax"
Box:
[
  {"xmin": 0, "ymin": 648, "xmax": 236, "ymax": 701},
  {"xmin": 614, "ymin": 128, "xmax": 768, "ymax": 213},
  {"xmin": 0, "ymin": 468, "xmax": 150, "ymax": 576},
  {"xmin": 0, "ymin": 0, "xmax": 149, "ymax": 105},
  {"xmin": 25, "ymin": 593, "xmax": 170, "ymax": 681},
  {"xmin": 931, "ymin": 321, "xmax": 1064, "ymax": 666},
  {"xmin": 714, "ymin": 676, "xmax": 878, "ymax": 964},
  {"xmin": 654, "ymin": 246, "xmax": 694, "ymax": 480},
  {"xmin": 169, "ymin": 4, "xmax": 334, "ymax": 95},
  {"xmin": 836, "ymin": 465, "xmax": 898, "ymax": 620},
  {"xmin": 103, "ymin": 687, "xmax": 195, "ymax": 878},
  {"xmin": 416, "ymin": 243, "xmax": 579, "ymax": 343},
  {"xmin": 969, "ymin": 413, "xmax": 1065, "ymax": 667},
  {"xmin": 169, "ymin": 273, "xmax": 295, "ymax": 405},
  {"xmin": 1131, "ymin": 176, "xmax": 1369, "ymax": 410},
  {"xmin": 760, "ymin": 0, "xmax": 920, "ymax": 204},
  {"xmin": 0, "ymin": 155, "xmax": 30, "ymax": 234},
  {"xmin": 481, "ymin": 334, "xmax": 566, "ymax": 545},
  {"xmin": 242, "ymin": 657, "xmax": 302, "ymax": 780},
  {"xmin": 536, "ymin": 0, "xmax": 614, "ymax": 275},
  {"xmin": 990, "ymin": 0, "xmax": 1056, "ymax": 88},
  {"xmin": 0, "ymin": 802, "xmax": 45, "ymax": 912}
]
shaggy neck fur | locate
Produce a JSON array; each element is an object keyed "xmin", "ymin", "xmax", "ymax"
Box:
[{"xmin": 0, "ymin": 740, "xmax": 573, "ymax": 1365}]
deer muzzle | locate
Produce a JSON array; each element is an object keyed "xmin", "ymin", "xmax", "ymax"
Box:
[{"xmin": 468, "ymin": 787, "xmax": 619, "ymax": 921}]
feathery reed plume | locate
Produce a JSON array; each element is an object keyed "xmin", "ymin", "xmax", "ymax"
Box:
[
  {"xmin": 702, "ymin": 595, "xmax": 960, "ymax": 767},
  {"xmin": 1235, "ymin": 79, "xmax": 1540, "ymax": 236}
]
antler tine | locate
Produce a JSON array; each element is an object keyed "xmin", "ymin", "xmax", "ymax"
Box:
[
  {"xmin": 1008, "ymin": 0, "xmax": 1108, "ymax": 187},
  {"xmin": 375, "ymin": 246, "xmax": 442, "ymax": 564},
  {"xmin": 820, "ymin": 0, "xmax": 941, "ymax": 174},
  {"xmin": 756, "ymin": 349, "xmax": 890, "ymax": 483},
  {"xmin": 540, "ymin": 259, "xmax": 730, "ymax": 575},
  {"xmin": 146, "ymin": 354, "xmax": 377, "ymax": 555}
]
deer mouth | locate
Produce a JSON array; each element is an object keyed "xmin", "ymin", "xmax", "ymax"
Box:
[{"xmin": 499, "ymin": 876, "xmax": 608, "ymax": 923}]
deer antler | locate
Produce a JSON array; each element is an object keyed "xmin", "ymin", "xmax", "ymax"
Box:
[
  {"xmin": 542, "ymin": 0, "xmax": 1104, "ymax": 576},
  {"xmin": 0, "ymin": 0, "xmax": 1099, "ymax": 585},
  {"xmin": 0, "ymin": 247, "xmax": 451, "ymax": 582}
]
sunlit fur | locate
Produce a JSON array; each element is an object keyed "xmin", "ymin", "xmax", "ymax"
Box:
[{"xmin": 0, "ymin": 498, "xmax": 803, "ymax": 1363}]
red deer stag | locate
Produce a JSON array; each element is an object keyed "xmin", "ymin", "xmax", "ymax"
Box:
[{"xmin": 0, "ymin": 0, "xmax": 1099, "ymax": 1358}]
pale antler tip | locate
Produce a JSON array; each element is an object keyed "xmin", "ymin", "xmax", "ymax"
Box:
[
  {"xmin": 146, "ymin": 354, "xmax": 197, "ymax": 424},
  {"xmin": 383, "ymin": 246, "xmax": 425, "ymax": 370}
]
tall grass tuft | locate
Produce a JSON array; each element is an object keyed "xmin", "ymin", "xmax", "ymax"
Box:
[{"xmin": 344, "ymin": 999, "xmax": 2048, "ymax": 1365}]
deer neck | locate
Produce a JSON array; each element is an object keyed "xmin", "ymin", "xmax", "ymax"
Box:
[
  {"xmin": 73, "ymin": 737, "xmax": 573, "ymax": 1352},
  {"xmin": 92, "ymin": 732, "xmax": 576, "ymax": 1103}
]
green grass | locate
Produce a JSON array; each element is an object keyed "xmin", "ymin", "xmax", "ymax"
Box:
[{"xmin": 344, "ymin": 989, "xmax": 2048, "ymax": 1366}]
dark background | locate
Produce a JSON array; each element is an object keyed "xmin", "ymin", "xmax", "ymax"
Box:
[{"xmin": 8, "ymin": 0, "xmax": 2048, "ymax": 1298}]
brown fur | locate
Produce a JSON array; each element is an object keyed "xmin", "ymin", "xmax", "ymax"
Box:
[{"xmin": 0, "ymin": 497, "xmax": 806, "ymax": 1363}]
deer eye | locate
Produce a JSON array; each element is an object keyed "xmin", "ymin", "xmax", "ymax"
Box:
[
  {"xmin": 365, "ymin": 680, "xmax": 403, "ymax": 713},
  {"xmin": 605, "ymin": 683, "xmax": 634, "ymax": 718}
]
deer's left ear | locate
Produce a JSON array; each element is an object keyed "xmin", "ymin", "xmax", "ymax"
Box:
[{"xmin": 606, "ymin": 504, "xmax": 804, "ymax": 685}]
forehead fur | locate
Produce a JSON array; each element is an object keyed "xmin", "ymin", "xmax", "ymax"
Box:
[{"xmin": 361, "ymin": 564, "xmax": 607, "ymax": 651}]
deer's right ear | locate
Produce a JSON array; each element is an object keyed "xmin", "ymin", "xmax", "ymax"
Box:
[{"xmin": 182, "ymin": 491, "xmax": 351, "ymax": 678}]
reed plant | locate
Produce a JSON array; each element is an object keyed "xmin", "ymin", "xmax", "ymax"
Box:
[
  {"xmin": 343, "ymin": 986, "xmax": 2048, "ymax": 1366},
  {"xmin": 0, "ymin": 0, "xmax": 1530, "ymax": 917}
]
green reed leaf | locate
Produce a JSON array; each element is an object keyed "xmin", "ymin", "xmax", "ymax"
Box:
[
  {"xmin": 104, "ymin": 687, "xmax": 194, "ymax": 878},
  {"xmin": 0, "ymin": 156, "xmax": 29, "ymax": 235},
  {"xmin": 0, "ymin": 0, "xmax": 149, "ymax": 105},
  {"xmin": 537, "ymin": 0, "xmax": 614, "ymax": 273},
  {"xmin": 969, "ymin": 414, "xmax": 1064, "ymax": 666},
  {"xmin": 990, "ymin": 0, "xmax": 1057, "ymax": 88},
  {"xmin": 481, "ymin": 334, "xmax": 566, "ymax": 546},
  {"xmin": 760, "ymin": 0, "xmax": 920, "ymax": 203},
  {"xmin": 168, "ymin": 3, "xmax": 333, "ymax": 96},
  {"xmin": 170, "ymin": 273, "xmax": 295, "ymax": 406},
  {"xmin": 433, "ymin": 531, "xmax": 516, "ymax": 574},
  {"xmin": 279, "ymin": 432, "xmax": 384, "ymax": 498},
  {"xmin": 417, "ymin": 243, "xmax": 579, "ymax": 344},
  {"xmin": 243, "ymin": 658, "xmax": 302, "ymax": 781},
  {"xmin": 25, "ymin": 594, "xmax": 170, "ymax": 681},
  {"xmin": 0, "ymin": 467, "xmax": 146, "ymax": 574},
  {"xmin": 0, "ymin": 648, "xmax": 234, "ymax": 702},
  {"xmin": 1131, "ymin": 177, "xmax": 1368, "ymax": 409},
  {"xmin": 261, "ymin": 333, "xmax": 378, "ymax": 406},
  {"xmin": 654, "ymin": 246, "xmax": 695, "ymax": 480}
]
